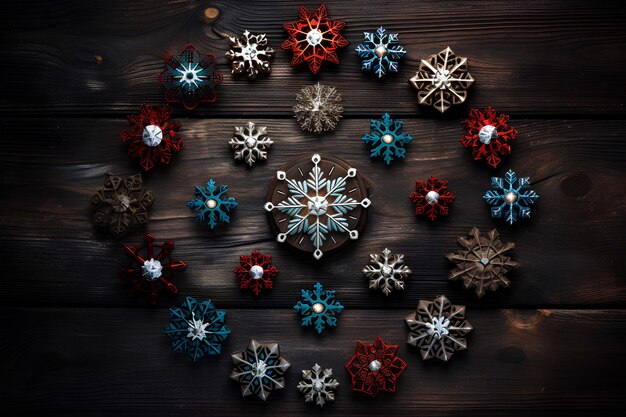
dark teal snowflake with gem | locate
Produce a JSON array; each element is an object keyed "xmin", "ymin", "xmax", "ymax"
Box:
[
  {"xmin": 355, "ymin": 27, "xmax": 406, "ymax": 78},
  {"xmin": 362, "ymin": 113, "xmax": 413, "ymax": 165},
  {"xmin": 187, "ymin": 179, "xmax": 238, "ymax": 229},
  {"xmin": 294, "ymin": 282, "xmax": 344, "ymax": 334},
  {"xmin": 483, "ymin": 169, "xmax": 539, "ymax": 225}
]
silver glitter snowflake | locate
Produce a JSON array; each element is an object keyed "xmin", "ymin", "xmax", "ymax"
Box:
[
  {"xmin": 264, "ymin": 154, "xmax": 371, "ymax": 260},
  {"xmin": 293, "ymin": 83, "xmax": 343, "ymax": 134},
  {"xmin": 228, "ymin": 122, "xmax": 273, "ymax": 167},
  {"xmin": 297, "ymin": 363, "xmax": 339, "ymax": 408},
  {"xmin": 363, "ymin": 248, "xmax": 412, "ymax": 296},
  {"xmin": 225, "ymin": 30, "xmax": 275, "ymax": 79}
]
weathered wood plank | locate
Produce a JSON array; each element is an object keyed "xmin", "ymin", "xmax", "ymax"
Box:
[{"xmin": 1, "ymin": 0, "xmax": 625, "ymax": 116}]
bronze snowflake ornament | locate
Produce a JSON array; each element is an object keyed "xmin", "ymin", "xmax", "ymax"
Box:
[
  {"xmin": 226, "ymin": 30, "xmax": 275, "ymax": 80},
  {"xmin": 446, "ymin": 227, "xmax": 518, "ymax": 298}
]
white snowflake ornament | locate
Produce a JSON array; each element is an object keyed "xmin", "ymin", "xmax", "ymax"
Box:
[
  {"xmin": 293, "ymin": 83, "xmax": 343, "ymax": 134},
  {"xmin": 228, "ymin": 122, "xmax": 273, "ymax": 167},
  {"xmin": 225, "ymin": 30, "xmax": 275, "ymax": 79},
  {"xmin": 297, "ymin": 363, "xmax": 339, "ymax": 407},
  {"xmin": 363, "ymin": 248, "xmax": 412, "ymax": 296}
]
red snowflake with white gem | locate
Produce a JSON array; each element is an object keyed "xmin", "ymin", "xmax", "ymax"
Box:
[
  {"xmin": 408, "ymin": 176, "xmax": 455, "ymax": 221},
  {"xmin": 118, "ymin": 234, "xmax": 187, "ymax": 304},
  {"xmin": 345, "ymin": 336, "xmax": 406, "ymax": 397},
  {"xmin": 281, "ymin": 4, "xmax": 348, "ymax": 74},
  {"xmin": 120, "ymin": 104, "xmax": 183, "ymax": 171},
  {"xmin": 234, "ymin": 250, "xmax": 279, "ymax": 296},
  {"xmin": 461, "ymin": 106, "xmax": 518, "ymax": 168}
]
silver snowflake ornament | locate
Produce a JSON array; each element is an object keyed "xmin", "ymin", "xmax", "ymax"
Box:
[
  {"xmin": 228, "ymin": 122, "xmax": 273, "ymax": 167},
  {"xmin": 363, "ymin": 248, "xmax": 412, "ymax": 296},
  {"xmin": 225, "ymin": 30, "xmax": 275, "ymax": 79},
  {"xmin": 297, "ymin": 363, "xmax": 339, "ymax": 408},
  {"xmin": 355, "ymin": 26, "xmax": 407, "ymax": 78},
  {"xmin": 293, "ymin": 83, "xmax": 343, "ymax": 134}
]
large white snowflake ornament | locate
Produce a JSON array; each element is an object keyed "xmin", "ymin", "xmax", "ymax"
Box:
[
  {"xmin": 225, "ymin": 30, "xmax": 275, "ymax": 79},
  {"xmin": 297, "ymin": 363, "xmax": 339, "ymax": 408},
  {"xmin": 363, "ymin": 248, "xmax": 412, "ymax": 296},
  {"xmin": 228, "ymin": 122, "xmax": 273, "ymax": 167}
]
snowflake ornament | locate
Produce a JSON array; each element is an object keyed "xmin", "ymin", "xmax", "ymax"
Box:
[
  {"xmin": 281, "ymin": 4, "xmax": 349, "ymax": 74},
  {"xmin": 409, "ymin": 47, "xmax": 474, "ymax": 113},
  {"xmin": 297, "ymin": 363, "xmax": 339, "ymax": 408},
  {"xmin": 230, "ymin": 339, "xmax": 291, "ymax": 401},
  {"xmin": 293, "ymin": 282, "xmax": 344, "ymax": 334},
  {"xmin": 228, "ymin": 122, "xmax": 273, "ymax": 167},
  {"xmin": 362, "ymin": 248, "xmax": 412, "ymax": 296},
  {"xmin": 187, "ymin": 179, "xmax": 238, "ymax": 229},
  {"xmin": 462, "ymin": 107, "xmax": 518, "ymax": 168},
  {"xmin": 404, "ymin": 295, "xmax": 473, "ymax": 361},
  {"xmin": 408, "ymin": 176, "xmax": 455, "ymax": 221},
  {"xmin": 118, "ymin": 233, "xmax": 187, "ymax": 304},
  {"xmin": 164, "ymin": 297, "xmax": 231, "ymax": 362},
  {"xmin": 362, "ymin": 113, "xmax": 413, "ymax": 165},
  {"xmin": 159, "ymin": 44, "xmax": 223, "ymax": 110},
  {"xmin": 293, "ymin": 83, "xmax": 343, "ymax": 134},
  {"xmin": 355, "ymin": 26, "xmax": 406, "ymax": 78},
  {"xmin": 234, "ymin": 249, "xmax": 279, "ymax": 296},
  {"xmin": 345, "ymin": 336, "xmax": 407, "ymax": 397},
  {"xmin": 483, "ymin": 169, "xmax": 539, "ymax": 225},
  {"xmin": 226, "ymin": 30, "xmax": 275, "ymax": 79}
]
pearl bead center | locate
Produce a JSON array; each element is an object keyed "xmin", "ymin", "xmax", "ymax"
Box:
[
  {"xmin": 505, "ymin": 192, "xmax": 518, "ymax": 205},
  {"xmin": 249, "ymin": 265, "xmax": 264, "ymax": 280},
  {"xmin": 381, "ymin": 133, "xmax": 395, "ymax": 144},
  {"xmin": 368, "ymin": 359, "xmax": 381, "ymax": 372},
  {"xmin": 381, "ymin": 265, "xmax": 393, "ymax": 277},
  {"xmin": 312, "ymin": 302, "xmax": 325, "ymax": 314},
  {"xmin": 478, "ymin": 124, "xmax": 498, "ymax": 145},
  {"xmin": 306, "ymin": 29, "xmax": 323, "ymax": 46},
  {"xmin": 244, "ymin": 135, "xmax": 257, "ymax": 148},
  {"xmin": 142, "ymin": 124, "xmax": 163, "ymax": 147},
  {"xmin": 142, "ymin": 258, "xmax": 163, "ymax": 281},
  {"xmin": 375, "ymin": 45, "xmax": 388, "ymax": 58},
  {"xmin": 425, "ymin": 190, "xmax": 440, "ymax": 205},
  {"xmin": 206, "ymin": 198, "xmax": 218, "ymax": 209}
]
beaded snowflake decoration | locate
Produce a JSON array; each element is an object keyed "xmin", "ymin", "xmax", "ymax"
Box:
[
  {"xmin": 408, "ymin": 176, "xmax": 455, "ymax": 221},
  {"xmin": 234, "ymin": 249, "xmax": 279, "ymax": 296},
  {"xmin": 362, "ymin": 248, "xmax": 412, "ymax": 296},
  {"xmin": 293, "ymin": 282, "xmax": 344, "ymax": 334},
  {"xmin": 230, "ymin": 339, "xmax": 291, "ymax": 401},
  {"xmin": 297, "ymin": 363, "xmax": 339, "ymax": 407},
  {"xmin": 362, "ymin": 113, "xmax": 413, "ymax": 165},
  {"xmin": 228, "ymin": 122, "xmax": 273, "ymax": 167},
  {"xmin": 483, "ymin": 169, "xmax": 539, "ymax": 224},
  {"xmin": 187, "ymin": 179, "xmax": 238, "ymax": 229},
  {"xmin": 355, "ymin": 26, "xmax": 406, "ymax": 78},
  {"xmin": 293, "ymin": 83, "xmax": 343, "ymax": 134},
  {"xmin": 462, "ymin": 107, "xmax": 518, "ymax": 168},
  {"xmin": 164, "ymin": 297, "xmax": 231, "ymax": 362},
  {"xmin": 226, "ymin": 30, "xmax": 275, "ymax": 79}
]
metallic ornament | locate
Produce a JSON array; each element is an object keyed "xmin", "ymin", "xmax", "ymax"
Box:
[
  {"xmin": 264, "ymin": 154, "xmax": 371, "ymax": 260},
  {"xmin": 164, "ymin": 296, "xmax": 231, "ymax": 361},
  {"xmin": 234, "ymin": 249, "xmax": 279, "ymax": 296},
  {"xmin": 362, "ymin": 113, "xmax": 413, "ymax": 165},
  {"xmin": 355, "ymin": 26, "xmax": 406, "ymax": 78},
  {"xmin": 446, "ymin": 227, "xmax": 519, "ymax": 298},
  {"xmin": 281, "ymin": 4, "xmax": 348, "ymax": 74},
  {"xmin": 462, "ymin": 106, "xmax": 518, "ymax": 168},
  {"xmin": 225, "ymin": 30, "xmax": 275, "ymax": 79},
  {"xmin": 293, "ymin": 83, "xmax": 343, "ymax": 134},
  {"xmin": 408, "ymin": 176, "xmax": 454, "ymax": 221},
  {"xmin": 119, "ymin": 233, "xmax": 187, "ymax": 304},
  {"xmin": 404, "ymin": 295, "xmax": 473, "ymax": 361},
  {"xmin": 230, "ymin": 339, "xmax": 291, "ymax": 401},
  {"xmin": 409, "ymin": 47, "xmax": 474, "ymax": 113},
  {"xmin": 228, "ymin": 122, "xmax": 273, "ymax": 167},
  {"xmin": 345, "ymin": 336, "xmax": 406, "ymax": 397},
  {"xmin": 483, "ymin": 169, "xmax": 539, "ymax": 224},
  {"xmin": 293, "ymin": 282, "xmax": 344, "ymax": 334},
  {"xmin": 363, "ymin": 248, "xmax": 412, "ymax": 296},
  {"xmin": 297, "ymin": 363, "xmax": 339, "ymax": 407},
  {"xmin": 91, "ymin": 174, "xmax": 154, "ymax": 238},
  {"xmin": 187, "ymin": 179, "xmax": 238, "ymax": 229},
  {"xmin": 158, "ymin": 44, "xmax": 223, "ymax": 110}
]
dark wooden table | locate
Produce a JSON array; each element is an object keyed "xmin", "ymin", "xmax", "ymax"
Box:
[{"xmin": 1, "ymin": 1, "xmax": 625, "ymax": 415}]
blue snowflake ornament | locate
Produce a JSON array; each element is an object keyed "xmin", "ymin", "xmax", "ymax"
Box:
[
  {"xmin": 483, "ymin": 169, "xmax": 539, "ymax": 225},
  {"xmin": 187, "ymin": 179, "xmax": 238, "ymax": 229},
  {"xmin": 294, "ymin": 282, "xmax": 344, "ymax": 334},
  {"xmin": 355, "ymin": 27, "xmax": 407, "ymax": 78},
  {"xmin": 362, "ymin": 113, "xmax": 413, "ymax": 165},
  {"xmin": 164, "ymin": 297, "xmax": 231, "ymax": 362}
]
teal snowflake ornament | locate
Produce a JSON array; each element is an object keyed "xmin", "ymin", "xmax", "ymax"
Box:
[
  {"xmin": 164, "ymin": 297, "xmax": 231, "ymax": 362},
  {"xmin": 355, "ymin": 27, "xmax": 406, "ymax": 78},
  {"xmin": 362, "ymin": 113, "xmax": 413, "ymax": 165},
  {"xmin": 187, "ymin": 179, "xmax": 238, "ymax": 229},
  {"xmin": 294, "ymin": 282, "xmax": 344, "ymax": 334},
  {"xmin": 483, "ymin": 169, "xmax": 539, "ymax": 225}
]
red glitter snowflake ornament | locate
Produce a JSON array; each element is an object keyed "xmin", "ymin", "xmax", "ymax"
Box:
[
  {"xmin": 281, "ymin": 4, "xmax": 349, "ymax": 74},
  {"xmin": 462, "ymin": 106, "xmax": 518, "ymax": 168},
  {"xmin": 409, "ymin": 177, "xmax": 455, "ymax": 221},
  {"xmin": 120, "ymin": 104, "xmax": 183, "ymax": 171},
  {"xmin": 234, "ymin": 250, "xmax": 279, "ymax": 296},
  {"xmin": 345, "ymin": 336, "xmax": 406, "ymax": 397},
  {"xmin": 118, "ymin": 234, "xmax": 187, "ymax": 304}
]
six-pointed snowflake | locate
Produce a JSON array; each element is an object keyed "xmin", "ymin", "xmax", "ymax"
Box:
[
  {"xmin": 234, "ymin": 249, "xmax": 279, "ymax": 296},
  {"xmin": 164, "ymin": 297, "xmax": 231, "ymax": 362},
  {"xmin": 226, "ymin": 30, "xmax": 275, "ymax": 79},
  {"xmin": 355, "ymin": 26, "xmax": 406, "ymax": 78},
  {"xmin": 293, "ymin": 282, "xmax": 344, "ymax": 334},
  {"xmin": 362, "ymin": 113, "xmax": 413, "ymax": 165},
  {"xmin": 483, "ymin": 169, "xmax": 539, "ymax": 224},
  {"xmin": 408, "ymin": 176, "xmax": 455, "ymax": 221},
  {"xmin": 264, "ymin": 154, "xmax": 371, "ymax": 260},
  {"xmin": 187, "ymin": 179, "xmax": 238, "ymax": 229},
  {"xmin": 228, "ymin": 122, "xmax": 273, "ymax": 167},
  {"xmin": 462, "ymin": 107, "xmax": 518, "ymax": 168},
  {"xmin": 297, "ymin": 363, "xmax": 339, "ymax": 407},
  {"xmin": 363, "ymin": 248, "xmax": 412, "ymax": 296},
  {"xmin": 293, "ymin": 83, "xmax": 343, "ymax": 134}
]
